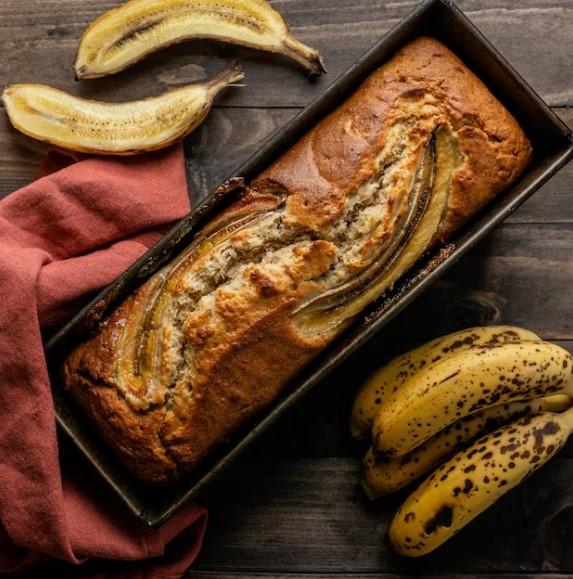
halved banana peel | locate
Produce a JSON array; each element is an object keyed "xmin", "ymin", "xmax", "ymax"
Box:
[
  {"xmin": 74, "ymin": 0, "xmax": 326, "ymax": 79},
  {"xmin": 1, "ymin": 66, "xmax": 244, "ymax": 155}
]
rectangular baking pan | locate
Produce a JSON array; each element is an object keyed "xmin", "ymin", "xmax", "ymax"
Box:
[{"xmin": 45, "ymin": 0, "xmax": 573, "ymax": 527}]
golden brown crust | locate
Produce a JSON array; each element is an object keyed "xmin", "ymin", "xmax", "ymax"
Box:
[
  {"xmin": 61, "ymin": 37, "xmax": 532, "ymax": 485},
  {"xmin": 254, "ymin": 37, "xmax": 531, "ymax": 241},
  {"xmin": 64, "ymin": 295, "xmax": 327, "ymax": 484}
]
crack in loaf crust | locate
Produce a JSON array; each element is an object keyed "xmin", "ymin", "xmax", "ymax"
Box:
[{"xmin": 62, "ymin": 37, "xmax": 532, "ymax": 485}]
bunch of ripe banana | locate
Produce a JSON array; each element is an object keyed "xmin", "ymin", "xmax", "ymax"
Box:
[
  {"xmin": 1, "ymin": 0, "xmax": 325, "ymax": 155},
  {"xmin": 350, "ymin": 325, "xmax": 573, "ymax": 557}
]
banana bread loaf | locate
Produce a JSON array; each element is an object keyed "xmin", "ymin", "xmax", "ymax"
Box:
[{"xmin": 61, "ymin": 37, "xmax": 532, "ymax": 485}]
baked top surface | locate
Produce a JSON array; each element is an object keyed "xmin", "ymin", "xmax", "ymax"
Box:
[{"xmin": 62, "ymin": 37, "xmax": 532, "ymax": 485}]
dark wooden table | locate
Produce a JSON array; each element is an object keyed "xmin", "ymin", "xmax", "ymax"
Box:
[{"xmin": 1, "ymin": 0, "xmax": 572, "ymax": 577}]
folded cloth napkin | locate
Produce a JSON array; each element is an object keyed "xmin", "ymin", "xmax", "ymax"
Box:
[{"xmin": 0, "ymin": 143, "xmax": 208, "ymax": 578}]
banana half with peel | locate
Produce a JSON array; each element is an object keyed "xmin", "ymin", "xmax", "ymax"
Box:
[
  {"xmin": 1, "ymin": 66, "xmax": 244, "ymax": 155},
  {"xmin": 74, "ymin": 0, "xmax": 326, "ymax": 79}
]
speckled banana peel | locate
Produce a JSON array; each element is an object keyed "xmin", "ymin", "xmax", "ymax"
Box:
[
  {"xmin": 73, "ymin": 0, "xmax": 326, "ymax": 79},
  {"xmin": 1, "ymin": 66, "xmax": 244, "ymax": 155},
  {"xmin": 389, "ymin": 405, "xmax": 573, "ymax": 557},
  {"xmin": 372, "ymin": 339, "xmax": 573, "ymax": 458},
  {"xmin": 361, "ymin": 394, "xmax": 571, "ymax": 500},
  {"xmin": 349, "ymin": 325, "xmax": 541, "ymax": 441}
]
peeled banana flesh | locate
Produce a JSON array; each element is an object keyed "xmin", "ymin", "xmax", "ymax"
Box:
[
  {"xmin": 73, "ymin": 0, "xmax": 326, "ymax": 79},
  {"xmin": 1, "ymin": 66, "xmax": 244, "ymax": 155},
  {"xmin": 349, "ymin": 325, "xmax": 541, "ymax": 441},
  {"xmin": 389, "ymin": 405, "xmax": 573, "ymax": 557}
]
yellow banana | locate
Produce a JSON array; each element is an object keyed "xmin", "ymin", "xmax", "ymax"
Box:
[
  {"xmin": 389, "ymin": 405, "xmax": 573, "ymax": 557},
  {"xmin": 372, "ymin": 340, "xmax": 573, "ymax": 458},
  {"xmin": 73, "ymin": 0, "xmax": 326, "ymax": 79},
  {"xmin": 1, "ymin": 66, "xmax": 243, "ymax": 155},
  {"xmin": 361, "ymin": 394, "xmax": 571, "ymax": 499},
  {"xmin": 350, "ymin": 325, "xmax": 541, "ymax": 441}
]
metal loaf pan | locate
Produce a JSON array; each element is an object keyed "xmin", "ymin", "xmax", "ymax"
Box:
[{"xmin": 45, "ymin": 0, "xmax": 573, "ymax": 526}]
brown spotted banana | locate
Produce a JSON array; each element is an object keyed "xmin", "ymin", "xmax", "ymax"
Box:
[
  {"xmin": 73, "ymin": 0, "xmax": 326, "ymax": 79},
  {"xmin": 1, "ymin": 66, "xmax": 243, "ymax": 155},
  {"xmin": 361, "ymin": 394, "xmax": 571, "ymax": 500},
  {"xmin": 389, "ymin": 404, "xmax": 573, "ymax": 557},
  {"xmin": 372, "ymin": 339, "xmax": 573, "ymax": 458},
  {"xmin": 349, "ymin": 325, "xmax": 541, "ymax": 441}
]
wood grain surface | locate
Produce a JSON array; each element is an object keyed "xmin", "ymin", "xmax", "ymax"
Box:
[{"xmin": 1, "ymin": 0, "xmax": 572, "ymax": 577}]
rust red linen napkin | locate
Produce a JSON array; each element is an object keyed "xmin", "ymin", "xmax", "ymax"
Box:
[{"xmin": 0, "ymin": 143, "xmax": 207, "ymax": 577}]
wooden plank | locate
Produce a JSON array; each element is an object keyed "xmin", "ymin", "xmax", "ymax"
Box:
[{"xmin": 189, "ymin": 457, "xmax": 573, "ymax": 574}]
